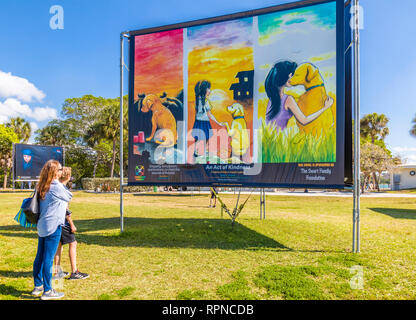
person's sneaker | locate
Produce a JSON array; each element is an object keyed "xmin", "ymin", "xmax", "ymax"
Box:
[
  {"xmin": 52, "ymin": 270, "xmax": 69, "ymax": 280},
  {"xmin": 40, "ymin": 289, "xmax": 64, "ymax": 300},
  {"xmin": 68, "ymin": 270, "xmax": 89, "ymax": 280},
  {"xmin": 31, "ymin": 286, "xmax": 44, "ymax": 297}
]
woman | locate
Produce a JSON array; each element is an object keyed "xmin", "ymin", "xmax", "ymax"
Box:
[
  {"xmin": 191, "ymin": 80, "xmax": 224, "ymax": 159},
  {"xmin": 31, "ymin": 160, "xmax": 72, "ymax": 300},
  {"xmin": 265, "ymin": 61, "xmax": 333, "ymax": 131}
]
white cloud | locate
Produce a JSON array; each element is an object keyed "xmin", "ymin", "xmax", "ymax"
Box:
[
  {"xmin": 31, "ymin": 107, "xmax": 58, "ymax": 121},
  {"xmin": 29, "ymin": 121, "xmax": 39, "ymax": 132},
  {"xmin": 391, "ymin": 145, "xmax": 416, "ymax": 165},
  {"xmin": 0, "ymin": 98, "xmax": 33, "ymax": 121},
  {"xmin": 406, "ymin": 154, "xmax": 416, "ymax": 164},
  {"xmin": 391, "ymin": 146, "xmax": 416, "ymax": 153},
  {"xmin": 0, "ymin": 70, "xmax": 46, "ymax": 103},
  {"xmin": 0, "ymin": 98, "xmax": 57, "ymax": 123}
]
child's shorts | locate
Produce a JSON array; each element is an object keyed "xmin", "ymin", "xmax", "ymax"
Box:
[{"xmin": 61, "ymin": 223, "xmax": 76, "ymax": 245}]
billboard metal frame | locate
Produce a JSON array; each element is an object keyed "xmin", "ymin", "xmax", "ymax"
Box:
[{"xmin": 125, "ymin": 0, "xmax": 350, "ymax": 190}]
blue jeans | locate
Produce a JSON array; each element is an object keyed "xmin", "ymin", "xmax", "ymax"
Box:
[{"xmin": 33, "ymin": 226, "xmax": 62, "ymax": 292}]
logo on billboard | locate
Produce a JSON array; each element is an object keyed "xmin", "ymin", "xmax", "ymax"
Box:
[
  {"xmin": 135, "ymin": 165, "xmax": 145, "ymax": 181},
  {"xmin": 51, "ymin": 147, "xmax": 63, "ymax": 161}
]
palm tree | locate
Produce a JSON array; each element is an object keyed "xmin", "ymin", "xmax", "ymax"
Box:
[
  {"xmin": 0, "ymin": 125, "xmax": 19, "ymax": 188},
  {"xmin": 411, "ymin": 115, "xmax": 416, "ymax": 138},
  {"xmin": 5, "ymin": 117, "xmax": 31, "ymax": 143},
  {"xmin": 360, "ymin": 113, "xmax": 390, "ymax": 143},
  {"xmin": 360, "ymin": 113, "xmax": 390, "ymax": 191},
  {"xmin": 34, "ymin": 120, "xmax": 66, "ymax": 146},
  {"xmin": 94, "ymin": 100, "xmax": 123, "ymax": 178},
  {"xmin": 85, "ymin": 124, "xmax": 110, "ymax": 178}
]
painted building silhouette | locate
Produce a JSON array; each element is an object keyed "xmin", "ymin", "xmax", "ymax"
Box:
[{"xmin": 229, "ymin": 70, "xmax": 254, "ymax": 101}]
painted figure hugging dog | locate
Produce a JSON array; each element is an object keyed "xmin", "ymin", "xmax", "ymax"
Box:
[{"xmin": 265, "ymin": 60, "xmax": 334, "ymax": 137}]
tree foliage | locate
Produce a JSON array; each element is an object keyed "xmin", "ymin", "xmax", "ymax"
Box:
[
  {"xmin": 411, "ymin": 115, "xmax": 416, "ymax": 138},
  {"xmin": 359, "ymin": 113, "xmax": 394, "ymax": 192},
  {"xmin": 360, "ymin": 142, "xmax": 394, "ymax": 192},
  {"xmin": 360, "ymin": 113, "xmax": 389, "ymax": 143},
  {"xmin": 5, "ymin": 117, "xmax": 31, "ymax": 143},
  {"xmin": 0, "ymin": 124, "xmax": 19, "ymax": 188},
  {"xmin": 34, "ymin": 95, "xmax": 128, "ymax": 183}
]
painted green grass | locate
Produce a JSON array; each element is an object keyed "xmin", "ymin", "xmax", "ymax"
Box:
[
  {"xmin": 261, "ymin": 120, "xmax": 336, "ymax": 163},
  {"xmin": 1, "ymin": 191, "xmax": 416, "ymax": 300}
]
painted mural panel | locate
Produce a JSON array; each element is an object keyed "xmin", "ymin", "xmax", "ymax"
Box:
[
  {"xmin": 128, "ymin": 0, "xmax": 347, "ymax": 188},
  {"xmin": 256, "ymin": 1, "xmax": 337, "ymax": 163},
  {"xmin": 187, "ymin": 18, "xmax": 254, "ymax": 164}
]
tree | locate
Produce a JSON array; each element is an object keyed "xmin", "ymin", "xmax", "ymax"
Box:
[
  {"xmin": 360, "ymin": 142, "xmax": 394, "ymax": 192},
  {"xmin": 35, "ymin": 94, "xmax": 128, "ymax": 180},
  {"xmin": 0, "ymin": 124, "xmax": 19, "ymax": 189},
  {"xmin": 84, "ymin": 124, "xmax": 112, "ymax": 178},
  {"xmin": 360, "ymin": 113, "xmax": 390, "ymax": 143},
  {"xmin": 93, "ymin": 99, "xmax": 127, "ymax": 178},
  {"xmin": 61, "ymin": 95, "xmax": 108, "ymax": 141},
  {"xmin": 360, "ymin": 113, "xmax": 390, "ymax": 190},
  {"xmin": 5, "ymin": 117, "xmax": 31, "ymax": 143},
  {"xmin": 411, "ymin": 115, "xmax": 416, "ymax": 138},
  {"xmin": 34, "ymin": 119, "xmax": 75, "ymax": 146}
]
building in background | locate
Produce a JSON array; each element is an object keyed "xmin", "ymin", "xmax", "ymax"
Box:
[{"xmin": 390, "ymin": 165, "xmax": 416, "ymax": 190}]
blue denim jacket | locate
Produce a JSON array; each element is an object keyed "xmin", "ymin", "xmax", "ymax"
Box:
[{"xmin": 37, "ymin": 180, "xmax": 72, "ymax": 237}]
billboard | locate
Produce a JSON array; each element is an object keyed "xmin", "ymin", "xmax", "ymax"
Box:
[
  {"xmin": 128, "ymin": 0, "xmax": 351, "ymax": 188},
  {"xmin": 13, "ymin": 144, "xmax": 64, "ymax": 181}
]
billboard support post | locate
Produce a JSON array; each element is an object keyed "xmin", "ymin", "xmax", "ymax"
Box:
[
  {"xmin": 120, "ymin": 32, "xmax": 128, "ymax": 233},
  {"xmin": 260, "ymin": 188, "xmax": 266, "ymax": 220},
  {"xmin": 352, "ymin": 0, "xmax": 361, "ymax": 253},
  {"xmin": 12, "ymin": 143, "xmax": 15, "ymax": 190}
]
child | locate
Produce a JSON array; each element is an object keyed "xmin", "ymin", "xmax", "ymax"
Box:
[
  {"xmin": 209, "ymin": 187, "xmax": 217, "ymax": 208},
  {"xmin": 53, "ymin": 167, "xmax": 89, "ymax": 280},
  {"xmin": 191, "ymin": 80, "xmax": 225, "ymax": 160}
]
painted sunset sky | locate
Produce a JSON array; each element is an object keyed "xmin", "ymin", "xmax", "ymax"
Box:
[
  {"xmin": 134, "ymin": 29, "xmax": 183, "ymax": 99},
  {"xmin": 255, "ymin": 2, "xmax": 337, "ymax": 120},
  {"xmin": 186, "ymin": 18, "xmax": 255, "ymax": 160},
  {"xmin": 187, "ymin": 17, "xmax": 254, "ymax": 110}
]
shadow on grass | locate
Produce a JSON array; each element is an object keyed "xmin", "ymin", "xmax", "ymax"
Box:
[
  {"xmin": 132, "ymin": 193, "xmax": 201, "ymax": 197},
  {"xmin": 79, "ymin": 217, "xmax": 290, "ymax": 251},
  {"xmin": 0, "ymin": 271, "xmax": 33, "ymax": 278},
  {"xmin": 0, "ymin": 217, "xmax": 290, "ymax": 251},
  {"xmin": 0, "ymin": 284, "xmax": 37, "ymax": 299},
  {"xmin": 370, "ymin": 208, "xmax": 416, "ymax": 220}
]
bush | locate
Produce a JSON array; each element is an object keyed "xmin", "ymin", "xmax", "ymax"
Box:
[{"xmin": 81, "ymin": 178, "xmax": 153, "ymax": 192}]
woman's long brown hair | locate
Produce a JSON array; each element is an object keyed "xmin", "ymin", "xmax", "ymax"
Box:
[{"xmin": 37, "ymin": 160, "xmax": 60, "ymax": 200}]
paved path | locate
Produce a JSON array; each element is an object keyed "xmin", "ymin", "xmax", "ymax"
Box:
[{"xmin": 131, "ymin": 190, "xmax": 416, "ymax": 198}]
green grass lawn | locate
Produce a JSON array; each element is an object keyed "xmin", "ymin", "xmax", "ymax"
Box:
[
  {"xmin": 387, "ymin": 189, "xmax": 416, "ymax": 194},
  {"xmin": 1, "ymin": 191, "xmax": 416, "ymax": 300}
]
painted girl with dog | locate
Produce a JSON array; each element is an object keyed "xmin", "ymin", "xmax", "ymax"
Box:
[
  {"xmin": 265, "ymin": 60, "xmax": 334, "ymax": 133},
  {"xmin": 191, "ymin": 80, "xmax": 225, "ymax": 160}
]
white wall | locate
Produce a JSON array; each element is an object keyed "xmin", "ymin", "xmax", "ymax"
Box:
[{"xmin": 391, "ymin": 167, "xmax": 416, "ymax": 190}]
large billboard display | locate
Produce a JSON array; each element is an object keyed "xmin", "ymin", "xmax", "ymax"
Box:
[
  {"xmin": 13, "ymin": 144, "xmax": 64, "ymax": 181},
  {"xmin": 128, "ymin": 0, "xmax": 351, "ymax": 188}
]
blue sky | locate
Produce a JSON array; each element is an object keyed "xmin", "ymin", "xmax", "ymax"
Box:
[{"xmin": 0, "ymin": 0, "xmax": 415, "ymax": 163}]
